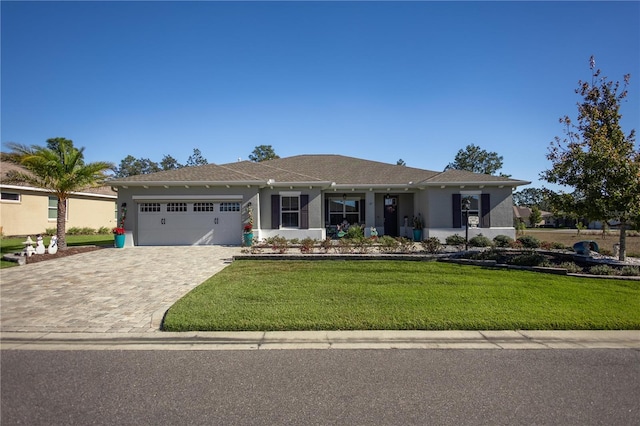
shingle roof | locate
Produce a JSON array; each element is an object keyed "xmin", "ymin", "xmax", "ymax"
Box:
[{"xmin": 109, "ymin": 154, "xmax": 529, "ymax": 187}]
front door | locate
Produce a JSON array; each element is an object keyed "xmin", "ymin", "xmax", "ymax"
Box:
[{"xmin": 383, "ymin": 195, "xmax": 398, "ymax": 237}]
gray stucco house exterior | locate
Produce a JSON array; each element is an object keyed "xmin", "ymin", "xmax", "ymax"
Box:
[{"xmin": 109, "ymin": 155, "xmax": 529, "ymax": 246}]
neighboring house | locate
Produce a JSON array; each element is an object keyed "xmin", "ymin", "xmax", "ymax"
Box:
[
  {"xmin": 512, "ymin": 206, "xmax": 555, "ymax": 227},
  {"xmin": 0, "ymin": 161, "xmax": 117, "ymax": 236},
  {"xmin": 109, "ymin": 155, "xmax": 529, "ymax": 246}
]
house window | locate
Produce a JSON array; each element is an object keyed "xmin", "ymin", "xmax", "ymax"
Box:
[
  {"xmin": 461, "ymin": 195, "xmax": 479, "ymax": 228},
  {"xmin": 328, "ymin": 198, "xmax": 361, "ymax": 225},
  {"xmin": 48, "ymin": 196, "xmax": 67, "ymax": 220},
  {"xmin": 281, "ymin": 196, "xmax": 300, "ymax": 227},
  {"xmin": 219, "ymin": 202, "xmax": 240, "ymax": 212},
  {"xmin": 194, "ymin": 202, "xmax": 215, "ymax": 212},
  {"xmin": 139, "ymin": 203, "xmax": 161, "ymax": 212},
  {"xmin": 167, "ymin": 202, "xmax": 187, "ymax": 212},
  {"xmin": 1, "ymin": 192, "xmax": 20, "ymax": 202}
]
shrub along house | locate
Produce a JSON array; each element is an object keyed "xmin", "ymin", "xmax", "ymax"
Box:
[{"xmin": 109, "ymin": 155, "xmax": 529, "ymax": 246}]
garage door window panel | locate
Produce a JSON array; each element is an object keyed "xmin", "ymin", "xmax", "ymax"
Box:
[
  {"xmin": 194, "ymin": 202, "xmax": 215, "ymax": 212},
  {"xmin": 167, "ymin": 202, "xmax": 187, "ymax": 212},
  {"xmin": 140, "ymin": 203, "xmax": 161, "ymax": 213},
  {"xmin": 220, "ymin": 202, "xmax": 240, "ymax": 212}
]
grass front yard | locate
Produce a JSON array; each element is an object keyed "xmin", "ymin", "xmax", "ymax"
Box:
[{"xmin": 162, "ymin": 260, "xmax": 640, "ymax": 331}]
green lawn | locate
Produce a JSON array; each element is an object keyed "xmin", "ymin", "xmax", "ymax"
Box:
[
  {"xmin": 0, "ymin": 235, "xmax": 114, "ymax": 268},
  {"xmin": 162, "ymin": 260, "xmax": 640, "ymax": 331}
]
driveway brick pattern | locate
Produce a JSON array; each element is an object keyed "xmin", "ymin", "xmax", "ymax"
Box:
[{"xmin": 0, "ymin": 246, "xmax": 240, "ymax": 333}]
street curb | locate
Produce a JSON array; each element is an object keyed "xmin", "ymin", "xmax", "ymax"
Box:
[{"xmin": 1, "ymin": 330, "xmax": 638, "ymax": 351}]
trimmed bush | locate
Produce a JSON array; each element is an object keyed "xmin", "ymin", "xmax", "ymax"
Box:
[
  {"xmin": 470, "ymin": 249, "xmax": 501, "ymax": 261},
  {"xmin": 421, "ymin": 237, "xmax": 442, "ymax": 254},
  {"xmin": 559, "ymin": 262, "xmax": 583, "ymax": 273},
  {"xmin": 445, "ymin": 234, "xmax": 466, "ymax": 247},
  {"xmin": 320, "ymin": 237, "xmax": 333, "ymax": 253},
  {"xmin": 378, "ymin": 236, "xmax": 399, "ymax": 253},
  {"xmin": 97, "ymin": 226, "xmax": 111, "ymax": 235},
  {"xmin": 620, "ymin": 266, "xmax": 640, "ymax": 276},
  {"xmin": 589, "ymin": 264, "xmax": 615, "ymax": 276},
  {"xmin": 508, "ymin": 252, "xmax": 549, "ymax": 267},
  {"xmin": 335, "ymin": 238, "xmax": 353, "ymax": 254},
  {"xmin": 493, "ymin": 235, "xmax": 513, "ymax": 248},
  {"xmin": 396, "ymin": 237, "xmax": 414, "ymax": 253},
  {"xmin": 469, "ymin": 234, "xmax": 492, "ymax": 247},
  {"xmin": 517, "ymin": 235, "xmax": 540, "ymax": 249},
  {"xmin": 268, "ymin": 235, "xmax": 289, "ymax": 254},
  {"xmin": 300, "ymin": 237, "xmax": 315, "ymax": 254},
  {"xmin": 352, "ymin": 237, "xmax": 373, "ymax": 254}
]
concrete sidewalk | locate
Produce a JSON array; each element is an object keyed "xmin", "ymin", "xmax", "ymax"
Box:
[{"xmin": 2, "ymin": 330, "xmax": 638, "ymax": 351}]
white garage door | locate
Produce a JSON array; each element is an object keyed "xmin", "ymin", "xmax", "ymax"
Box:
[{"xmin": 137, "ymin": 201, "xmax": 242, "ymax": 246}]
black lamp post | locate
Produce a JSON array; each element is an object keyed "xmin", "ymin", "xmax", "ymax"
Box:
[{"xmin": 462, "ymin": 197, "xmax": 471, "ymax": 251}]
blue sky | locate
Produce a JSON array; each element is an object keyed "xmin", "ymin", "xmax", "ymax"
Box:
[{"xmin": 2, "ymin": 1, "xmax": 638, "ymax": 190}]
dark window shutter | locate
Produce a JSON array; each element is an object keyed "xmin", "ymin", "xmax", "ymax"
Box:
[
  {"xmin": 452, "ymin": 194, "xmax": 462, "ymax": 228},
  {"xmin": 271, "ymin": 194, "xmax": 280, "ymax": 229},
  {"xmin": 300, "ymin": 194, "xmax": 309, "ymax": 229},
  {"xmin": 481, "ymin": 194, "xmax": 491, "ymax": 228},
  {"xmin": 361, "ymin": 199, "xmax": 366, "ymax": 225}
]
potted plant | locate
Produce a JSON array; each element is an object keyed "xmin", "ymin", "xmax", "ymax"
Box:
[
  {"xmin": 412, "ymin": 214, "xmax": 424, "ymax": 242},
  {"xmin": 243, "ymin": 206, "xmax": 254, "ymax": 246},
  {"xmin": 113, "ymin": 227, "xmax": 126, "ymax": 248}
]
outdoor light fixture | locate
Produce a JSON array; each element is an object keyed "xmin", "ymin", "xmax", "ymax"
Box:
[
  {"xmin": 462, "ymin": 197, "xmax": 471, "ymax": 250},
  {"xmin": 343, "ymin": 193, "xmax": 347, "ymax": 201}
]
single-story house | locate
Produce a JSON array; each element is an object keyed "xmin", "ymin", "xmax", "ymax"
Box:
[
  {"xmin": 0, "ymin": 161, "xmax": 118, "ymax": 236},
  {"xmin": 512, "ymin": 206, "xmax": 555, "ymax": 227},
  {"xmin": 109, "ymin": 155, "xmax": 530, "ymax": 246}
]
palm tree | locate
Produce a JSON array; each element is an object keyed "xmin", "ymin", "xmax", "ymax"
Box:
[{"xmin": 2, "ymin": 138, "xmax": 114, "ymax": 250}]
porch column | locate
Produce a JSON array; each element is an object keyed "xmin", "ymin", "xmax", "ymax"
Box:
[{"xmin": 365, "ymin": 191, "xmax": 376, "ymax": 228}]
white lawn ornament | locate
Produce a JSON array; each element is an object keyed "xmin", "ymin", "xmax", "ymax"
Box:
[
  {"xmin": 23, "ymin": 236, "xmax": 36, "ymax": 257},
  {"xmin": 48, "ymin": 235, "xmax": 58, "ymax": 255},
  {"xmin": 35, "ymin": 235, "xmax": 46, "ymax": 255}
]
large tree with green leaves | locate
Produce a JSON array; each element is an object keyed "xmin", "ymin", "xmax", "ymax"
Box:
[
  {"xmin": 512, "ymin": 187, "xmax": 553, "ymax": 211},
  {"xmin": 185, "ymin": 148, "xmax": 208, "ymax": 167},
  {"xmin": 542, "ymin": 56, "xmax": 639, "ymax": 260},
  {"xmin": 249, "ymin": 145, "xmax": 279, "ymax": 162},
  {"xmin": 445, "ymin": 144, "xmax": 507, "ymax": 176},
  {"xmin": 114, "ymin": 155, "xmax": 161, "ymax": 177},
  {"xmin": 2, "ymin": 138, "xmax": 113, "ymax": 250}
]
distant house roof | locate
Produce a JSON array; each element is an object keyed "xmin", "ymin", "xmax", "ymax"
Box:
[
  {"xmin": 513, "ymin": 206, "xmax": 553, "ymax": 219},
  {"xmin": 110, "ymin": 154, "xmax": 530, "ymax": 188},
  {"xmin": 0, "ymin": 160, "xmax": 116, "ymax": 198}
]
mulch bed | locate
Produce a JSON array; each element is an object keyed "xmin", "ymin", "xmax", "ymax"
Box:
[{"xmin": 25, "ymin": 246, "xmax": 105, "ymax": 264}]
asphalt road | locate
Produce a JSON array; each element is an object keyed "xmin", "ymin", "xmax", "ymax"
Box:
[{"xmin": 2, "ymin": 349, "xmax": 639, "ymax": 425}]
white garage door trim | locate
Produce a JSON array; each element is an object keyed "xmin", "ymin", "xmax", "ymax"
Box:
[{"xmin": 136, "ymin": 199, "xmax": 242, "ymax": 246}]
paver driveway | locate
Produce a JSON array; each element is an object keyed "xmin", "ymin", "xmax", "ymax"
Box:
[{"xmin": 0, "ymin": 246, "xmax": 241, "ymax": 333}]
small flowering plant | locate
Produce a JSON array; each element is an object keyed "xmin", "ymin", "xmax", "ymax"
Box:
[
  {"xmin": 243, "ymin": 205, "xmax": 254, "ymax": 233},
  {"xmin": 112, "ymin": 227, "xmax": 126, "ymax": 235}
]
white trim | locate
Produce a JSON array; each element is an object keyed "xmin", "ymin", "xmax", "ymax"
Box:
[
  {"xmin": 278, "ymin": 191, "xmax": 301, "ymax": 197},
  {"xmin": 0, "ymin": 191, "xmax": 21, "ymax": 203},
  {"xmin": 0, "ymin": 184, "xmax": 116, "ymax": 199},
  {"xmin": 132, "ymin": 195, "xmax": 242, "ymax": 201},
  {"xmin": 460, "ymin": 190, "xmax": 482, "ymax": 195}
]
